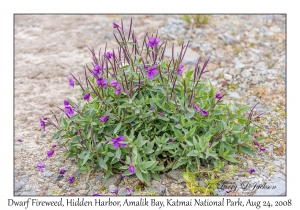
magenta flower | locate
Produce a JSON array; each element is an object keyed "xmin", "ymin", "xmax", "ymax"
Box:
[
  {"xmin": 37, "ymin": 162, "xmax": 45, "ymax": 172},
  {"xmin": 128, "ymin": 163, "xmax": 135, "ymax": 173},
  {"xmin": 146, "ymin": 65, "xmax": 159, "ymax": 80},
  {"xmin": 254, "ymin": 135, "xmax": 258, "ymax": 138},
  {"xmin": 147, "ymin": 36, "xmax": 160, "ymax": 48},
  {"xmin": 83, "ymin": 93, "xmax": 90, "ymax": 101},
  {"xmin": 64, "ymin": 99, "xmax": 70, "ymax": 106},
  {"xmin": 111, "ymin": 189, "xmax": 118, "ymax": 194},
  {"xmin": 110, "ymin": 80, "xmax": 118, "ymax": 87},
  {"xmin": 67, "ymin": 77, "xmax": 74, "ymax": 88},
  {"xmin": 110, "ymin": 80, "xmax": 121, "ymax": 95},
  {"xmin": 47, "ymin": 150, "xmax": 54, "ymax": 157},
  {"xmin": 68, "ymin": 176, "xmax": 75, "ymax": 184},
  {"xmin": 100, "ymin": 115, "xmax": 109, "ymax": 123},
  {"xmin": 225, "ymin": 189, "xmax": 232, "ymax": 193},
  {"xmin": 253, "ymin": 141, "xmax": 260, "ymax": 147},
  {"xmin": 168, "ymin": 138, "xmax": 174, "ymax": 142},
  {"xmin": 126, "ymin": 187, "xmax": 132, "ymax": 195},
  {"xmin": 59, "ymin": 169, "xmax": 67, "ymax": 174},
  {"xmin": 93, "ymin": 193, "xmax": 101, "ymax": 196},
  {"xmin": 177, "ymin": 64, "xmax": 184, "ymax": 76},
  {"xmin": 52, "ymin": 144, "xmax": 57, "ymax": 148},
  {"xmin": 150, "ymin": 107, "xmax": 155, "ymax": 110},
  {"xmin": 113, "ymin": 22, "xmax": 119, "ymax": 28},
  {"xmin": 215, "ymin": 91, "xmax": 222, "ymax": 99},
  {"xmin": 64, "ymin": 106, "xmax": 74, "ymax": 117},
  {"xmin": 93, "ymin": 64, "xmax": 103, "ymax": 75},
  {"xmin": 111, "ymin": 136, "xmax": 127, "ymax": 149},
  {"xmin": 116, "ymin": 84, "xmax": 121, "ymax": 95},
  {"xmin": 105, "ymin": 51, "xmax": 113, "ymax": 59},
  {"xmin": 159, "ymin": 112, "xmax": 164, "ymax": 117},
  {"xmin": 64, "ymin": 100, "xmax": 74, "ymax": 117},
  {"xmin": 193, "ymin": 104, "xmax": 201, "ymax": 112},
  {"xmin": 96, "ymin": 77, "xmax": 107, "ymax": 88},
  {"xmin": 248, "ymin": 168, "xmax": 256, "ymax": 173},
  {"xmin": 18, "ymin": 138, "xmax": 23, "ymax": 142},
  {"xmin": 259, "ymin": 147, "xmax": 266, "ymax": 152},
  {"xmin": 201, "ymin": 109, "xmax": 208, "ymax": 116},
  {"xmin": 40, "ymin": 118, "xmax": 46, "ymax": 131}
]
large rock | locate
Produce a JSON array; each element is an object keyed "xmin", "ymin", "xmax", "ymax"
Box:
[
  {"xmin": 166, "ymin": 170, "xmax": 182, "ymax": 180},
  {"xmin": 254, "ymin": 176, "xmax": 286, "ymax": 195},
  {"xmin": 117, "ymin": 187, "xmax": 128, "ymax": 196},
  {"xmin": 14, "ymin": 182, "xmax": 24, "ymax": 192},
  {"xmin": 104, "ymin": 174, "xmax": 121, "ymax": 188},
  {"xmin": 19, "ymin": 174, "xmax": 32, "ymax": 183},
  {"xmin": 147, "ymin": 181, "xmax": 166, "ymax": 195},
  {"xmin": 164, "ymin": 47, "xmax": 200, "ymax": 65}
]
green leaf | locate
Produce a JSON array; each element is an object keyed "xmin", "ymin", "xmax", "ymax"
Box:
[
  {"xmin": 140, "ymin": 161, "xmax": 157, "ymax": 170},
  {"xmin": 172, "ymin": 158, "xmax": 188, "ymax": 170},
  {"xmin": 135, "ymin": 169, "xmax": 144, "ymax": 182},
  {"xmin": 51, "ymin": 130, "xmax": 62, "ymax": 140},
  {"xmin": 186, "ymin": 127, "xmax": 196, "ymax": 138},
  {"xmin": 144, "ymin": 147, "xmax": 154, "ymax": 154},
  {"xmin": 122, "ymin": 170, "xmax": 131, "ymax": 176},
  {"xmin": 255, "ymin": 136, "xmax": 265, "ymax": 141},
  {"xmin": 219, "ymin": 142, "xmax": 224, "ymax": 155},
  {"xmin": 79, "ymin": 166, "xmax": 89, "ymax": 172},
  {"xmin": 98, "ymin": 157, "xmax": 108, "ymax": 170},
  {"xmin": 240, "ymin": 146, "xmax": 257, "ymax": 157},
  {"xmin": 222, "ymin": 155, "xmax": 239, "ymax": 163},
  {"xmin": 158, "ymin": 116, "xmax": 170, "ymax": 121},
  {"xmin": 125, "ymin": 115, "xmax": 137, "ymax": 123},
  {"xmin": 184, "ymin": 121, "xmax": 197, "ymax": 128},
  {"xmin": 164, "ymin": 144, "xmax": 176, "ymax": 150},
  {"xmin": 107, "ymin": 152, "xmax": 114, "ymax": 157},
  {"xmin": 81, "ymin": 152, "xmax": 90, "ymax": 167},
  {"xmin": 151, "ymin": 172, "xmax": 161, "ymax": 181},
  {"xmin": 114, "ymin": 123, "xmax": 122, "ymax": 134},
  {"xmin": 186, "ymin": 108, "xmax": 195, "ymax": 119},
  {"xmin": 187, "ymin": 150, "xmax": 198, "ymax": 157},
  {"xmin": 239, "ymin": 106, "xmax": 251, "ymax": 113},
  {"xmin": 142, "ymin": 172, "xmax": 151, "ymax": 186}
]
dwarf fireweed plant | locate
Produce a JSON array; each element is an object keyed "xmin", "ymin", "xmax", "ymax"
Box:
[{"xmin": 43, "ymin": 19, "xmax": 264, "ymax": 185}]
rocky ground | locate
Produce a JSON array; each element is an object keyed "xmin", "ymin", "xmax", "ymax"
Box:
[{"xmin": 14, "ymin": 14, "xmax": 285, "ymax": 196}]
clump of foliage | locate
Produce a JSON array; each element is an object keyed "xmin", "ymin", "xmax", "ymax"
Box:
[
  {"xmin": 42, "ymin": 18, "xmax": 264, "ymax": 185},
  {"xmin": 183, "ymin": 161, "xmax": 237, "ymax": 195},
  {"xmin": 181, "ymin": 14, "xmax": 210, "ymax": 27}
]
